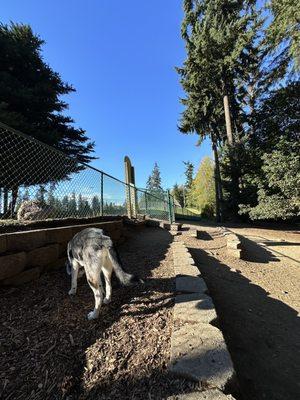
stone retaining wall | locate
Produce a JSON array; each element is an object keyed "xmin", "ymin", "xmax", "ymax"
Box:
[
  {"xmin": 0, "ymin": 220, "xmax": 124, "ymax": 286},
  {"xmin": 221, "ymin": 228, "xmax": 243, "ymax": 259}
]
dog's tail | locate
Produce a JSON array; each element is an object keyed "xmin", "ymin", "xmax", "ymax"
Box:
[
  {"xmin": 66, "ymin": 242, "xmax": 73, "ymax": 275},
  {"xmin": 107, "ymin": 246, "xmax": 143, "ymax": 286}
]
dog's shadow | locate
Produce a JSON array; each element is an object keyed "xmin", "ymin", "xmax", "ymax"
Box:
[{"xmin": 3, "ymin": 226, "xmax": 174, "ymax": 400}]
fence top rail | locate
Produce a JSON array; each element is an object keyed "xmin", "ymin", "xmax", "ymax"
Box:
[
  {"xmin": 0, "ymin": 120, "xmax": 127, "ymax": 186},
  {"xmin": 0, "ymin": 120, "xmax": 175, "ymax": 206}
]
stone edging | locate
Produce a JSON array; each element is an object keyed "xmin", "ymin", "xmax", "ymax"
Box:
[
  {"xmin": 220, "ymin": 228, "xmax": 242, "ymax": 259},
  {"xmin": 0, "ymin": 220, "xmax": 124, "ymax": 286},
  {"xmin": 168, "ymin": 240, "xmax": 237, "ymax": 400}
]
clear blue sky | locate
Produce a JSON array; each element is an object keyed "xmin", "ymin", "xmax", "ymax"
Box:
[{"xmin": 2, "ymin": 0, "xmax": 211, "ymax": 189}]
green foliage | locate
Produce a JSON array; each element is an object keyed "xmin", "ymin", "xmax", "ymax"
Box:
[
  {"xmin": 266, "ymin": 0, "xmax": 300, "ymax": 70},
  {"xmin": 178, "ymin": 0, "xmax": 262, "ymax": 142},
  {"xmin": 171, "ymin": 183, "xmax": 185, "ymax": 208},
  {"xmin": 0, "ymin": 22, "xmax": 95, "ymax": 216},
  {"xmin": 0, "ymin": 23, "xmax": 95, "ymax": 162},
  {"xmin": 178, "ymin": 1, "xmax": 299, "ymax": 222},
  {"xmin": 183, "ymin": 161, "xmax": 194, "ymax": 189},
  {"xmin": 188, "ymin": 157, "xmax": 216, "ymax": 218},
  {"xmin": 240, "ymin": 140, "xmax": 300, "ymax": 220},
  {"xmin": 146, "ymin": 162, "xmax": 164, "ymax": 196}
]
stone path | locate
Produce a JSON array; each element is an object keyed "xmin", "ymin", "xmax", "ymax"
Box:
[{"xmin": 168, "ymin": 239, "xmax": 236, "ymax": 399}]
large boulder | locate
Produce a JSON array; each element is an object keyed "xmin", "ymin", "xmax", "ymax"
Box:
[{"xmin": 17, "ymin": 200, "xmax": 54, "ymax": 221}]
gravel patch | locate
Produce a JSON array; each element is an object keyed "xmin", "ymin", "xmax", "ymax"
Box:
[{"xmin": 181, "ymin": 223, "xmax": 300, "ymax": 400}]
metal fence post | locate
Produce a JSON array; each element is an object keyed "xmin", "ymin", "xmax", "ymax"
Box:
[
  {"xmin": 167, "ymin": 190, "xmax": 173, "ymax": 224},
  {"xmin": 100, "ymin": 172, "xmax": 104, "ymax": 216},
  {"xmin": 145, "ymin": 192, "xmax": 148, "ymax": 215},
  {"xmin": 127, "ymin": 184, "xmax": 132, "ymax": 218}
]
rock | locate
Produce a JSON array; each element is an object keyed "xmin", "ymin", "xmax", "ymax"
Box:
[
  {"xmin": 27, "ymin": 244, "xmax": 59, "ymax": 267},
  {"xmin": 174, "ymin": 264, "xmax": 200, "ymax": 277},
  {"xmin": 174, "ymin": 257, "xmax": 195, "ymax": 266},
  {"xmin": 227, "ymin": 249, "xmax": 241, "ymax": 259},
  {"xmin": 6, "ymin": 230, "xmax": 47, "ymax": 252},
  {"xmin": 167, "ymin": 389, "xmax": 235, "ymax": 399},
  {"xmin": 227, "ymin": 241, "xmax": 241, "ymax": 250},
  {"xmin": 3, "ymin": 267, "xmax": 40, "ymax": 286},
  {"xmin": 169, "ymin": 323, "xmax": 235, "ymax": 390},
  {"xmin": 171, "ymin": 223, "xmax": 182, "ymax": 231},
  {"xmin": 0, "ymin": 235, "xmax": 7, "ymax": 254},
  {"xmin": 17, "ymin": 200, "xmax": 55, "ymax": 221},
  {"xmin": 43, "ymin": 257, "xmax": 67, "ymax": 272},
  {"xmin": 176, "ymin": 276, "xmax": 208, "ymax": 294},
  {"xmin": 0, "ymin": 252, "xmax": 27, "ymax": 280},
  {"xmin": 46, "ymin": 227, "xmax": 74, "ymax": 244},
  {"xmin": 174, "ymin": 294, "xmax": 217, "ymax": 325}
]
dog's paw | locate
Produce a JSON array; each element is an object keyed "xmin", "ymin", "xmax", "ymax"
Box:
[
  {"xmin": 103, "ymin": 297, "xmax": 111, "ymax": 305},
  {"xmin": 68, "ymin": 289, "xmax": 76, "ymax": 296},
  {"xmin": 87, "ymin": 310, "xmax": 98, "ymax": 320}
]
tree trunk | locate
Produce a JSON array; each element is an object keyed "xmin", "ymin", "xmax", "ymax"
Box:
[
  {"xmin": 223, "ymin": 94, "xmax": 234, "ymax": 145},
  {"xmin": 3, "ymin": 188, "xmax": 8, "ymax": 216},
  {"xmin": 211, "ymin": 138, "xmax": 223, "ymax": 222},
  {"xmin": 10, "ymin": 186, "xmax": 19, "ymax": 218}
]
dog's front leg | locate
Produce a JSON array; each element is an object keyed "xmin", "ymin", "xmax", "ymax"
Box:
[
  {"xmin": 68, "ymin": 261, "xmax": 79, "ymax": 295},
  {"xmin": 86, "ymin": 274, "xmax": 103, "ymax": 320}
]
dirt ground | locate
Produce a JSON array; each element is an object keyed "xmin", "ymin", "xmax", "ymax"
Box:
[
  {"xmin": 182, "ymin": 222, "xmax": 300, "ymax": 400},
  {"xmin": 0, "ymin": 227, "xmax": 200, "ymax": 400}
]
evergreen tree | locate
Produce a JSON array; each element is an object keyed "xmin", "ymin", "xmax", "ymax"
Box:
[
  {"xmin": 178, "ymin": 0, "xmax": 263, "ymax": 219},
  {"xmin": 23, "ymin": 188, "xmax": 30, "ymax": 201},
  {"xmin": 188, "ymin": 157, "xmax": 216, "ymax": 218},
  {"xmin": 266, "ymin": 0, "xmax": 300, "ymax": 70},
  {"xmin": 172, "ymin": 183, "xmax": 185, "ymax": 208},
  {"xmin": 146, "ymin": 163, "xmax": 163, "ymax": 196},
  {"xmin": 61, "ymin": 195, "xmax": 70, "ymax": 214},
  {"xmin": 0, "ymin": 23, "xmax": 95, "ymax": 162},
  {"xmin": 0, "ymin": 23, "xmax": 95, "ymax": 214},
  {"xmin": 35, "ymin": 185, "xmax": 47, "ymax": 204},
  {"xmin": 77, "ymin": 194, "xmax": 86, "ymax": 216},
  {"xmin": 240, "ymin": 139, "xmax": 300, "ymax": 220},
  {"xmin": 183, "ymin": 161, "xmax": 194, "ymax": 189},
  {"xmin": 69, "ymin": 192, "xmax": 77, "ymax": 216},
  {"xmin": 47, "ymin": 183, "xmax": 56, "ymax": 206},
  {"xmin": 92, "ymin": 195, "xmax": 101, "ymax": 216}
]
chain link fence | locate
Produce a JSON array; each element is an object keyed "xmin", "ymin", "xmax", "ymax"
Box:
[{"xmin": 0, "ymin": 122, "xmax": 174, "ymax": 223}]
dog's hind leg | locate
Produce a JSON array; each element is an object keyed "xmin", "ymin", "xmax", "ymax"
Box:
[
  {"xmin": 86, "ymin": 270, "xmax": 104, "ymax": 320},
  {"xmin": 68, "ymin": 260, "xmax": 80, "ymax": 295},
  {"xmin": 102, "ymin": 264, "xmax": 113, "ymax": 304}
]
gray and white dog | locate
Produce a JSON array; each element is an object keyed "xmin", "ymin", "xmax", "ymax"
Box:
[{"xmin": 66, "ymin": 227, "xmax": 142, "ymax": 320}]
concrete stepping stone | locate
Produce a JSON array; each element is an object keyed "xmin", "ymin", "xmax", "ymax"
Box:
[
  {"xmin": 174, "ymin": 257, "xmax": 195, "ymax": 266},
  {"xmin": 174, "ymin": 294, "xmax": 217, "ymax": 325},
  {"xmin": 174, "ymin": 264, "xmax": 200, "ymax": 277},
  {"xmin": 170, "ymin": 323, "xmax": 235, "ymax": 390},
  {"xmin": 167, "ymin": 389, "xmax": 235, "ymax": 399},
  {"xmin": 176, "ymin": 276, "xmax": 208, "ymax": 294}
]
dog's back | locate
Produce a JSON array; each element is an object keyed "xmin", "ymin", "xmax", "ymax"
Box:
[{"xmin": 67, "ymin": 227, "xmax": 142, "ymax": 320}]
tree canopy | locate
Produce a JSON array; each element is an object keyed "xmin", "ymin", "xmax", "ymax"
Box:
[
  {"xmin": 178, "ymin": 0, "xmax": 300, "ymax": 221},
  {"xmin": 146, "ymin": 163, "xmax": 164, "ymax": 196},
  {"xmin": 0, "ymin": 22, "xmax": 95, "ymax": 162},
  {"xmin": 0, "ymin": 22, "xmax": 95, "ymax": 216}
]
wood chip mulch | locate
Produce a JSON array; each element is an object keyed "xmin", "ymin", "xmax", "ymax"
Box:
[{"xmin": 0, "ymin": 227, "xmax": 197, "ymax": 400}]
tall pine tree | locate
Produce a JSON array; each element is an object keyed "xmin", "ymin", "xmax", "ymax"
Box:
[
  {"xmin": 178, "ymin": 0, "xmax": 263, "ymax": 219},
  {"xmin": 146, "ymin": 163, "xmax": 164, "ymax": 196}
]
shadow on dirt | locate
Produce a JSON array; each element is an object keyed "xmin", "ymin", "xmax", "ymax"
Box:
[
  {"xmin": 239, "ymin": 236, "xmax": 280, "ymax": 263},
  {"xmin": 187, "ymin": 245, "xmax": 300, "ymax": 400},
  {"xmin": 0, "ymin": 226, "xmax": 179, "ymax": 400}
]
